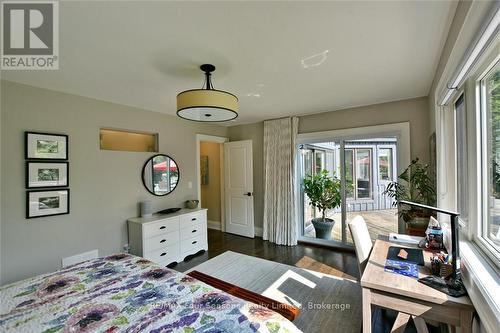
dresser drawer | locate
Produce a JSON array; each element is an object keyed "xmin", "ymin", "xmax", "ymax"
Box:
[
  {"xmin": 143, "ymin": 217, "xmax": 179, "ymax": 238},
  {"xmin": 180, "ymin": 222, "xmax": 206, "ymax": 240},
  {"xmin": 144, "ymin": 244, "xmax": 179, "ymax": 263},
  {"xmin": 179, "ymin": 211, "xmax": 206, "ymax": 229},
  {"xmin": 180, "ymin": 233, "xmax": 207, "ymax": 254},
  {"xmin": 143, "ymin": 231, "xmax": 178, "ymax": 253}
]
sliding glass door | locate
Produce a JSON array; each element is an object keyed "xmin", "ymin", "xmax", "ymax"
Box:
[{"xmin": 298, "ymin": 137, "xmax": 398, "ymax": 246}]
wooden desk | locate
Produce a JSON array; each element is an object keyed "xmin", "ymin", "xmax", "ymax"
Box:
[{"xmin": 361, "ymin": 239, "xmax": 474, "ymax": 333}]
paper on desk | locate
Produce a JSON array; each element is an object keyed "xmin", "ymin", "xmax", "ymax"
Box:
[{"xmin": 389, "ymin": 233, "xmax": 424, "ymax": 245}]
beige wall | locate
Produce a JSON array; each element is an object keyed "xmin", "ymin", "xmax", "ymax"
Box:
[
  {"xmin": 299, "ymin": 96, "xmax": 430, "ymax": 161},
  {"xmin": 228, "ymin": 97, "xmax": 429, "ymax": 230},
  {"xmin": 0, "ymin": 80, "xmax": 228, "ymax": 285},
  {"xmin": 200, "ymin": 141, "xmax": 221, "ymax": 224}
]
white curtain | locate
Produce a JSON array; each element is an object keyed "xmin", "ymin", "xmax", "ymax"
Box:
[{"xmin": 263, "ymin": 117, "xmax": 299, "ymax": 246}]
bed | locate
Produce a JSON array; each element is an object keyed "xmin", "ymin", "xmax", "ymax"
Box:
[{"xmin": 0, "ymin": 253, "xmax": 301, "ymax": 333}]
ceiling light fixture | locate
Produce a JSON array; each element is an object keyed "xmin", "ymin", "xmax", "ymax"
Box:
[{"xmin": 177, "ymin": 64, "xmax": 238, "ymax": 122}]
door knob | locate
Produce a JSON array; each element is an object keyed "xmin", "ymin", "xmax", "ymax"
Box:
[{"xmin": 244, "ymin": 192, "xmax": 252, "ymax": 196}]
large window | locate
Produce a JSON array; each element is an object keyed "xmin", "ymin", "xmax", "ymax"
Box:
[
  {"xmin": 435, "ymin": 11, "xmax": 499, "ymax": 327},
  {"xmin": 314, "ymin": 150, "xmax": 325, "ymax": 174},
  {"xmin": 344, "ymin": 148, "xmax": 373, "ymax": 200},
  {"xmin": 480, "ymin": 59, "xmax": 500, "ymax": 252},
  {"xmin": 356, "ymin": 149, "xmax": 372, "ymax": 199},
  {"xmin": 345, "ymin": 149, "xmax": 355, "ymax": 198},
  {"xmin": 378, "ymin": 148, "xmax": 393, "ymax": 181},
  {"xmin": 448, "ymin": 41, "xmax": 500, "ymax": 269}
]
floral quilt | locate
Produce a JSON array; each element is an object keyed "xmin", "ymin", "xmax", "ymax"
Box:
[{"xmin": 0, "ymin": 254, "xmax": 301, "ymax": 333}]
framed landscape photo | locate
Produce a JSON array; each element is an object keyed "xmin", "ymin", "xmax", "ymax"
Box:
[
  {"xmin": 26, "ymin": 162, "xmax": 69, "ymax": 188},
  {"xmin": 26, "ymin": 189, "xmax": 70, "ymax": 219},
  {"xmin": 25, "ymin": 132, "xmax": 68, "ymax": 160},
  {"xmin": 200, "ymin": 155, "xmax": 209, "ymax": 185}
]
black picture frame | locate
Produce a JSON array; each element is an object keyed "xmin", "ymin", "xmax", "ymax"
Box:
[
  {"xmin": 141, "ymin": 154, "xmax": 180, "ymax": 196},
  {"xmin": 26, "ymin": 161, "xmax": 69, "ymax": 189},
  {"xmin": 25, "ymin": 131, "xmax": 69, "ymax": 160},
  {"xmin": 26, "ymin": 189, "xmax": 70, "ymax": 219}
]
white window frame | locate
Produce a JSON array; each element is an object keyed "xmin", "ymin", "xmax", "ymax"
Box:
[
  {"xmin": 344, "ymin": 148, "xmax": 355, "ymax": 199},
  {"xmin": 437, "ymin": 35, "xmax": 500, "ymax": 333},
  {"xmin": 475, "ymin": 50, "xmax": 500, "ymax": 264},
  {"xmin": 433, "ymin": 4, "xmax": 500, "ymax": 331},
  {"xmin": 344, "ymin": 147, "xmax": 375, "ymax": 201},
  {"xmin": 378, "ymin": 146, "xmax": 395, "ymax": 182},
  {"xmin": 443, "ymin": 35, "xmax": 500, "ymax": 269},
  {"xmin": 353, "ymin": 147, "xmax": 373, "ymax": 200}
]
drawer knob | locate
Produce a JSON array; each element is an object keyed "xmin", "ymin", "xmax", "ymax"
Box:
[
  {"xmin": 160, "ymin": 239, "xmax": 166, "ymax": 243},
  {"xmin": 192, "ymin": 229, "xmax": 197, "ymax": 233},
  {"xmin": 191, "ymin": 218, "xmax": 197, "ymax": 221},
  {"xmin": 160, "ymin": 252, "xmax": 167, "ymax": 256},
  {"xmin": 159, "ymin": 226, "xmax": 166, "ymax": 230},
  {"xmin": 192, "ymin": 241, "xmax": 197, "ymax": 244}
]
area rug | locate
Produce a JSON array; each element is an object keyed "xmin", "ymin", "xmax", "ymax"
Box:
[{"xmin": 187, "ymin": 251, "xmax": 361, "ymax": 333}]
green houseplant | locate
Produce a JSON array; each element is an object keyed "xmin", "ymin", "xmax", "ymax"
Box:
[
  {"xmin": 303, "ymin": 170, "xmax": 342, "ymax": 239},
  {"xmin": 383, "ymin": 158, "xmax": 436, "ymax": 231}
]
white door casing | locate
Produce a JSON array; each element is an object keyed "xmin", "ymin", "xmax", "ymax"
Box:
[
  {"xmin": 196, "ymin": 134, "xmax": 228, "ymax": 232},
  {"xmin": 224, "ymin": 140, "xmax": 255, "ymax": 238}
]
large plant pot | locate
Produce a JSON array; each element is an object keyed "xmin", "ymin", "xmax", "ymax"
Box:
[
  {"xmin": 406, "ymin": 217, "xmax": 430, "ymax": 236},
  {"xmin": 311, "ymin": 218, "xmax": 335, "ymax": 239}
]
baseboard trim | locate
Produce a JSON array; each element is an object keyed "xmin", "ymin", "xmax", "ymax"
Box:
[
  {"xmin": 207, "ymin": 220, "xmax": 221, "ymax": 231},
  {"xmin": 254, "ymin": 227, "xmax": 263, "ymax": 237}
]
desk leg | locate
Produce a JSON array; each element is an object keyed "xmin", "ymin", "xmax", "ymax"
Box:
[
  {"xmin": 391, "ymin": 312, "xmax": 410, "ymax": 333},
  {"xmin": 459, "ymin": 310, "xmax": 473, "ymax": 333},
  {"xmin": 412, "ymin": 316, "xmax": 429, "ymax": 333},
  {"xmin": 362, "ymin": 288, "xmax": 372, "ymax": 333}
]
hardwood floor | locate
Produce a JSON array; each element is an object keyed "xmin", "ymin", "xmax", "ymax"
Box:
[
  {"xmin": 172, "ymin": 229, "xmax": 360, "ymax": 279},
  {"xmin": 172, "ymin": 229, "xmax": 444, "ymax": 333},
  {"xmin": 304, "ymin": 209, "xmax": 398, "ymax": 243}
]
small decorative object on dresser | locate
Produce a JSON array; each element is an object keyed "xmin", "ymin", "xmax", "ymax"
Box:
[
  {"xmin": 127, "ymin": 208, "xmax": 208, "ymax": 266},
  {"xmin": 25, "ymin": 132, "xmax": 68, "ymax": 160},
  {"xmin": 26, "ymin": 189, "xmax": 70, "ymax": 219},
  {"xmin": 139, "ymin": 200, "xmax": 153, "ymax": 218},
  {"xmin": 26, "ymin": 161, "xmax": 69, "ymax": 188},
  {"xmin": 185, "ymin": 199, "xmax": 199, "ymax": 209}
]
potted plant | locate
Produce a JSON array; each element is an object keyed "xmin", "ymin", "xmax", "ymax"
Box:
[
  {"xmin": 383, "ymin": 158, "xmax": 436, "ymax": 233},
  {"xmin": 303, "ymin": 170, "xmax": 342, "ymax": 239}
]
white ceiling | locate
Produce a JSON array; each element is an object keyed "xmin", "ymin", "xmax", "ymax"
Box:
[{"xmin": 1, "ymin": 1, "xmax": 457, "ymax": 125}]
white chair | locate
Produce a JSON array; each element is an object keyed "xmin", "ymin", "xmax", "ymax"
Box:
[{"xmin": 348, "ymin": 215, "xmax": 373, "ymax": 277}]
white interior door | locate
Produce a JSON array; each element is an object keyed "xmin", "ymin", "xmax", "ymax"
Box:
[{"xmin": 224, "ymin": 140, "xmax": 254, "ymax": 238}]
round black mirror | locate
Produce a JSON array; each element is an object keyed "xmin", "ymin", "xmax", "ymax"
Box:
[{"xmin": 142, "ymin": 154, "xmax": 180, "ymax": 196}]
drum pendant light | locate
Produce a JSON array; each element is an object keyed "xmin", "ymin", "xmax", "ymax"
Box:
[{"xmin": 177, "ymin": 64, "xmax": 238, "ymax": 122}]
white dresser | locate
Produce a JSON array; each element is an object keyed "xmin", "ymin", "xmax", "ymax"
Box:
[{"xmin": 127, "ymin": 208, "xmax": 208, "ymax": 266}]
